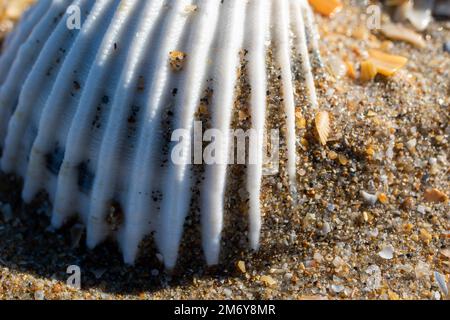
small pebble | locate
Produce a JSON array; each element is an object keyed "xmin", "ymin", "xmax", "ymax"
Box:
[
  {"xmin": 156, "ymin": 253, "xmax": 163, "ymax": 262},
  {"xmin": 415, "ymin": 261, "xmax": 431, "ymax": 279},
  {"xmin": 260, "ymin": 275, "xmax": 276, "ymax": 287},
  {"xmin": 313, "ymin": 252, "xmax": 323, "ymax": 263},
  {"xmin": 326, "ymin": 203, "xmax": 335, "ymax": 212},
  {"xmin": 321, "ymin": 221, "xmax": 331, "ymax": 235},
  {"xmin": 223, "ymin": 288, "xmax": 232, "ymax": 298},
  {"xmin": 151, "ymin": 269, "xmax": 159, "ymax": 277},
  {"xmin": 444, "ymin": 41, "xmax": 450, "ymax": 53},
  {"xmin": 0, "ymin": 203, "xmax": 13, "ymax": 222},
  {"xmin": 237, "ymin": 261, "xmax": 246, "ymax": 273},
  {"xmin": 34, "ymin": 290, "xmax": 45, "ymax": 300},
  {"xmin": 331, "ymin": 284, "xmax": 345, "ymax": 293},
  {"xmin": 417, "ymin": 205, "xmax": 426, "ymax": 214},
  {"xmin": 361, "ymin": 191, "xmax": 377, "ymax": 206},
  {"xmin": 365, "ymin": 265, "xmax": 382, "ymax": 291}
]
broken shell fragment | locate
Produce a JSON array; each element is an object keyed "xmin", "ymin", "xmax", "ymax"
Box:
[
  {"xmin": 315, "ymin": 111, "xmax": 331, "ymax": 146},
  {"xmin": 360, "ymin": 60, "xmax": 378, "ymax": 82},
  {"xmin": 381, "ymin": 23, "xmax": 426, "ymax": 48},
  {"xmin": 424, "ymin": 188, "xmax": 448, "ymax": 203},
  {"xmin": 308, "ymin": 0, "xmax": 343, "ymax": 17},
  {"xmin": 392, "ymin": 0, "xmax": 433, "ymax": 31},
  {"xmin": 0, "ymin": 0, "xmax": 323, "ymax": 270},
  {"xmin": 361, "ymin": 191, "xmax": 378, "ymax": 206},
  {"xmin": 390, "ymin": 0, "xmax": 450, "ymax": 30},
  {"xmin": 405, "ymin": 0, "xmax": 434, "ymax": 31},
  {"xmin": 434, "ymin": 271, "xmax": 449, "ymax": 297},
  {"xmin": 367, "ymin": 49, "xmax": 408, "ymax": 77},
  {"xmin": 378, "ymin": 245, "xmax": 395, "ymax": 260}
]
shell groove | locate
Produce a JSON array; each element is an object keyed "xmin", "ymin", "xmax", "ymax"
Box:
[{"xmin": 0, "ymin": 0, "xmax": 322, "ymax": 270}]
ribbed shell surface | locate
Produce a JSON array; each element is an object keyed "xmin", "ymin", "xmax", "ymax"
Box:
[{"xmin": 0, "ymin": 0, "xmax": 322, "ymax": 270}]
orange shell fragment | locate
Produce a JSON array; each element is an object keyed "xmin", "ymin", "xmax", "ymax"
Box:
[
  {"xmin": 308, "ymin": 0, "xmax": 343, "ymax": 17},
  {"xmin": 360, "ymin": 60, "xmax": 377, "ymax": 82},
  {"xmin": 368, "ymin": 49, "xmax": 408, "ymax": 77},
  {"xmin": 424, "ymin": 188, "xmax": 448, "ymax": 203}
]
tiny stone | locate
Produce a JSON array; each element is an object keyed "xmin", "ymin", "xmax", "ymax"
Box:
[
  {"xmin": 361, "ymin": 191, "xmax": 377, "ymax": 206},
  {"xmin": 321, "ymin": 221, "xmax": 331, "ymax": 235},
  {"xmin": 313, "ymin": 252, "xmax": 323, "ymax": 262},
  {"xmin": 332, "ymin": 256, "xmax": 345, "ymax": 268},
  {"xmin": 432, "ymin": 291, "xmax": 441, "ymax": 300},
  {"xmin": 444, "ymin": 41, "xmax": 450, "ymax": 53},
  {"xmin": 156, "ymin": 253, "xmax": 163, "ymax": 262},
  {"xmin": 417, "ymin": 205, "xmax": 426, "ymax": 214},
  {"xmin": 0, "ymin": 203, "xmax": 13, "ymax": 222},
  {"xmin": 331, "ymin": 284, "xmax": 345, "ymax": 293},
  {"xmin": 34, "ymin": 290, "xmax": 45, "ymax": 300},
  {"xmin": 401, "ymin": 197, "xmax": 414, "ymax": 210},
  {"xmin": 415, "ymin": 261, "xmax": 431, "ymax": 279},
  {"xmin": 260, "ymin": 275, "xmax": 276, "ymax": 287},
  {"xmin": 406, "ymin": 138, "xmax": 417, "ymax": 151},
  {"xmin": 365, "ymin": 265, "xmax": 382, "ymax": 291},
  {"xmin": 237, "ymin": 261, "xmax": 246, "ymax": 273},
  {"xmin": 151, "ymin": 269, "xmax": 159, "ymax": 277},
  {"xmin": 223, "ymin": 288, "xmax": 232, "ymax": 297},
  {"xmin": 368, "ymin": 228, "xmax": 379, "ymax": 238}
]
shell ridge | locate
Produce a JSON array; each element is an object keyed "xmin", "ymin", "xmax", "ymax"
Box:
[
  {"xmin": 200, "ymin": 0, "xmax": 249, "ymax": 266},
  {"xmin": 21, "ymin": 0, "xmax": 122, "ymax": 204},
  {"xmin": 85, "ymin": 0, "xmax": 177, "ymax": 255},
  {"xmin": 0, "ymin": 0, "xmax": 68, "ymax": 156},
  {"xmin": 0, "ymin": 0, "xmax": 52, "ymax": 85},
  {"xmin": 273, "ymin": 0, "xmax": 298, "ymax": 195},
  {"xmin": 1, "ymin": 0, "xmax": 93, "ymax": 176},
  {"xmin": 301, "ymin": 0, "xmax": 324, "ymax": 68},
  {"xmin": 51, "ymin": 0, "xmax": 155, "ymax": 228},
  {"xmin": 83, "ymin": 1, "xmax": 159, "ymax": 248},
  {"xmin": 292, "ymin": 0, "xmax": 318, "ymax": 110},
  {"xmin": 245, "ymin": 0, "xmax": 270, "ymax": 251},
  {"xmin": 157, "ymin": 0, "xmax": 223, "ymax": 270},
  {"xmin": 120, "ymin": 0, "xmax": 197, "ymax": 264}
]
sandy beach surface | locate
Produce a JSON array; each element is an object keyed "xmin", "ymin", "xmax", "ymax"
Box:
[{"xmin": 0, "ymin": 0, "xmax": 448, "ymax": 300}]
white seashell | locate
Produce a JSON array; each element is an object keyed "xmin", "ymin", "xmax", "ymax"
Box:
[
  {"xmin": 0, "ymin": 0, "xmax": 323, "ymax": 270},
  {"xmin": 434, "ymin": 271, "xmax": 449, "ymax": 297},
  {"xmin": 378, "ymin": 245, "xmax": 395, "ymax": 260},
  {"xmin": 331, "ymin": 284, "xmax": 345, "ymax": 294},
  {"xmin": 360, "ymin": 190, "xmax": 378, "ymax": 206},
  {"xmin": 394, "ymin": 0, "xmax": 435, "ymax": 31},
  {"xmin": 321, "ymin": 221, "xmax": 331, "ymax": 235},
  {"xmin": 407, "ymin": 0, "xmax": 434, "ymax": 31},
  {"xmin": 381, "ymin": 23, "xmax": 426, "ymax": 48}
]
